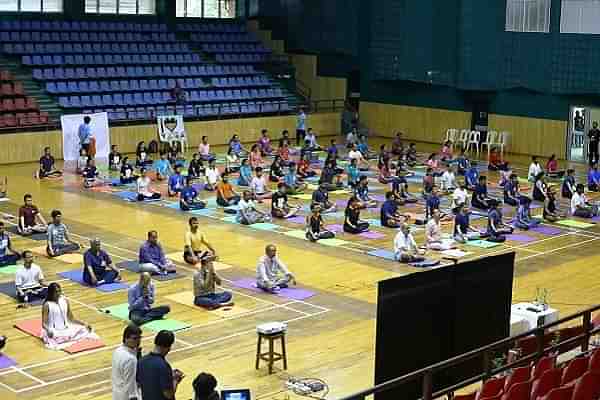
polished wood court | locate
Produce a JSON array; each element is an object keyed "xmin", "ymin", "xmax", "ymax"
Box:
[{"xmin": 0, "ymin": 138, "xmax": 599, "ymax": 400}]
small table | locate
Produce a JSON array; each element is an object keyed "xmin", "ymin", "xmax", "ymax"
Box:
[{"xmin": 511, "ymin": 302, "xmax": 559, "ymax": 331}]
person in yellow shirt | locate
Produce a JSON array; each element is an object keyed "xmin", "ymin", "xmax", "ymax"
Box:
[{"xmin": 183, "ymin": 217, "xmax": 217, "ymax": 265}]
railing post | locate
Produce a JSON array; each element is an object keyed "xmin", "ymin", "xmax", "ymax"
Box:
[
  {"xmin": 482, "ymin": 349, "xmax": 492, "ymax": 379},
  {"xmin": 582, "ymin": 311, "xmax": 591, "ymax": 353},
  {"xmin": 535, "ymin": 326, "xmax": 545, "ymax": 358},
  {"xmin": 422, "ymin": 370, "xmax": 433, "ymax": 400}
]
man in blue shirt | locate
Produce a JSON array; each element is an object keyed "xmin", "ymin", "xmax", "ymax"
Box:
[
  {"xmin": 128, "ymin": 272, "xmax": 170, "ymax": 326},
  {"xmin": 78, "ymin": 116, "xmax": 92, "ymax": 154},
  {"xmin": 139, "ymin": 231, "xmax": 176, "ymax": 275},
  {"xmin": 311, "ymin": 184, "xmax": 336, "ymax": 213},
  {"xmin": 380, "ymin": 191, "xmax": 403, "ymax": 228},
  {"xmin": 83, "ymin": 238, "xmax": 120, "ymax": 286},
  {"xmin": 180, "ymin": 177, "xmax": 206, "ymax": 211},
  {"xmin": 154, "ymin": 152, "xmax": 173, "ymax": 181},
  {"xmin": 167, "ymin": 165, "xmax": 185, "ymax": 197},
  {"xmin": 588, "ymin": 164, "xmax": 600, "ymax": 192},
  {"xmin": 137, "ymin": 330, "xmax": 184, "ymax": 400}
]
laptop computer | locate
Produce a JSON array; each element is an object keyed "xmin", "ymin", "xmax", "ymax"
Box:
[{"xmin": 220, "ymin": 389, "xmax": 251, "ymax": 400}]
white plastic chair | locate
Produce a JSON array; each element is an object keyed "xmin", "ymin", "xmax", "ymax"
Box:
[
  {"xmin": 157, "ymin": 115, "xmax": 188, "ymax": 153},
  {"xmin": 445, "ymin": 129, "xmax": 458, "ymax": 148},
  {"xmin": 457, "ymin": 129, "xmax": 470, "ymax": 151},
  {"xmin": 481, "ymin": 130, "xmax": 498, "ymax": 157},
  {"xmin": 466, "ymin": 130, "xmax": 481, "ymax": 156},
  {"xmin": 498, "ymin": 131, "xmax": 509, "ymax": 157}
]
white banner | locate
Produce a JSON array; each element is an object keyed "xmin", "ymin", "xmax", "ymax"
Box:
[{"xmin": 60, "ymin": 112, "xmax": 110, "ymax": 161}]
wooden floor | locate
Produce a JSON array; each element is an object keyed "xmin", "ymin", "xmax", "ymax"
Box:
[{"xmin": 0, "ymin": 138, "xmax": 599, "ymax": 400}]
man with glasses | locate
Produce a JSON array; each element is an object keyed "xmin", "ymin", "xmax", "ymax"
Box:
[{"xmin": 15, "ymin": 250, "xmax": 47, "ymax": 306}]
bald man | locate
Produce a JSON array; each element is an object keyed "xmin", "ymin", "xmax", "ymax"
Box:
[
  {"xmin": 128, "ymin": 272, "xmax": 170, "ymax": 326},
  {"xmin": 256, "ymin": 244, "xmax": 296, "ymax": 293},
  {"xmin": 83, "ymin": 238, "xmax": 121, "ymax": 286}
]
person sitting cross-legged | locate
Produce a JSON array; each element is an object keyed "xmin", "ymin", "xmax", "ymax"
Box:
[
  {"xmin": 394, "ymin": 223, "xmax": 426, "ymax": 263},
  {"xmin": 271, "ymin": 183, "xmax": 301, "ymax": 219},
  {"xmin": 250, "ymin": 167, "xmax": 272, "ymax": 201},
  {"xmin": 380, "ymin": 191, "xmax": 406, "ymax": 228},
  {"xmin": 487, "ymin": 200, "xmax": 513, "ymax": 242},
  {"xmin": 82, "ymin": 238, "xmax": 121, "ymax": 286},
  {"xmin": 571, "ymin": 183, "xmax": 599, "ymax": 218},
  {"xmin": 305, "ymin": 204, "xmax": 335, "ymax": 242},
  {"xmin": 471, "ymin": 175, "xmax": 493, "ymax": 210},
  {"xmin": 128, "ymin": 272, "xmax": 170, "ymax": 326},
  {"xmin": 256, "ymin": 244, "xmax": 296, "ymax": 293},
  {"xmin": 137, "ymin": 168, "xmax": 162, "ymax": 202},
  {"xmin": 138, "ymin": 231, "xmax": 177, "ymax": 275},
  {"xmin": 284, "ymin": 162, "xmax": 308, "ymax": 195},
  {"xmin": 311, "ymin": 184, "xmax": 337, "ymax": 213},
  {"xmin": 15, "ymin": 250, "xmax": 47, "ymax": 306},
  {"xmin": 0, "ymin": 221, "xmax": 20, "ymax": 267},
  {"xmin": 168, "ymin": 165, "xmax": 185, "ymax": 197},
  {"xmin": 193, "ymin": 255, "xmax": 233, "ymax": 309},
  {"xmin": 343, "ymin": 196, "xmax": 370, "ymax": 234},
  {"xmin": 47, "ymin": 210, "xmax": 80, "ymax": 258},
  {"xmin": 184, "ymin": 217, "xmax": 217, "ymax": 266},
  {"xmin": 180, "ymin": 177, "xmax": 207, "ymax": 211},
  {"xmin": 543, "ymin": 188, "xmax": 565, "ymax": 223},
  {"xmin": 425, "ymin": 209, "xmax": 457, "ymax": 251},
  {"xmin": 237, "ymin": 191, "xmax": 271, "ymax": 225},
  {"xmin": 453, "ymin": 204, "xmax": 486, "ymax": 243},
  {"xmin": 18, "ymin": 194, "xmax": 47, "ymax": 236},
  {"xmin": 355, "ymin": 175, "xmax": 377, "ymax": 208},
  {"xmin": 36, "ymin": 147, "xmax": 63, "ymax": 179},
  {"xmin": 216, "ymin": 173, "xmax": 241, "ymax": 207}
]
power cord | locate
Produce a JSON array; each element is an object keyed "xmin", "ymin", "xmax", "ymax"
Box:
[{"xmin": 284, "ymin": 376, "xmax": 329, "ymax": 400}]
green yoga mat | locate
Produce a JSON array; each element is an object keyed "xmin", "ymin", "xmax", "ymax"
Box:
[
  {"xmin": 555, "ymin": 219, "xmax": 595, "ymax": 229},
  {"xmin": 290, "ymin": 194, "xmax": 313, "ymax": 200},
  {"xmin": 100, "ymin": 303, "xmax": 191, "ymax": 332},
  {"xmin": 0, "ymin": 265, "xmax": 18, "ymax": 275},
  {"xmin": 465, "ymin": 240, "xmax": 502, "ymax": 249},
  {"xmin": 249, "ymin": 223, "xmax": 280, "ymax": 231},
  {"xmin": 284, "ymin": 230, "xmax": 309, "ymax": 240}
]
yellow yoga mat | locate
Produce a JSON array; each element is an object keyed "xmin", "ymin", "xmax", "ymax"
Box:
[{"xmin": 165, "ymin": 291, "xmax": 248, "ymax": 318}]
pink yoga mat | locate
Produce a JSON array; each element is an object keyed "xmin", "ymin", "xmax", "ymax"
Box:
[
  {"xmin": 231, "ymin": 278, "xmax": 316, "ymax": 300},
  {"xmin": 359, "ymin": 231, "xmax": 386, "ymax": 240},
  {"xmin": 505, "ymin": 234, "xmax": 537, "ymax": 243}
]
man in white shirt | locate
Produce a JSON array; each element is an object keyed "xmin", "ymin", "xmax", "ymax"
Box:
[
  {"xmin": 346, "ymin": 127, "xmax": 358, "ymax": 148},
  {"xmin": 256, "ymin": 244, "xmax": 296, "ymax": 292},
  {"xmin": 394, "ymin": 223, "xmax": 426, "ymax": 263},
  {"xmin": 452, "ymin": 183, "xmax": 469, "ymax": 210},
  {"xmin": 250, "ymin": 167, "xmax": 272, "ymax": 201},
  {"xmin": 347, "ymin": 144, "xmax": 369, "ymax": 169},
  {"xmin": 571, "ymin": 184, "xmax": 598, "ymax": 218},
  {"xmin": 304, "ymin": 128, "xmax": 321, "ymax": 150},
  {"xmin": 528, "ymin": 156, "xmax": 543, "ymax": 182},
  {"xmin": 440, "ymin": 167, "xmax": 457, "ymax": 193},
  {"xmin": 425, "ymin": 210, "xmax": 456, "ymax": 251},
  {"xmin": 204, "ymin": 160, "xmax": 220, "ymax": 191},
  {"xmin": 237, "ymin": 190, "xmax": 270, "ymax": 225},
  {"xmin": 15, "ymin": 250, "xmax": 47, "ymax": 305},
  {"xmin": 112, "ymin": 324, "xmax": 142, "ymax": 400}
]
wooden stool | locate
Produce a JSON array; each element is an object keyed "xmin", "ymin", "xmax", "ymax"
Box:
[{"xmin": 255, "ymin": 331, "xmax": 287, "ymax": 374}]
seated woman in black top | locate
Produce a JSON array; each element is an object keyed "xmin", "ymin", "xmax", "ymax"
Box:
[
  {"xmin": 543, "ymin": 188, "xmax": 563, "ymax": 222},
  {"xmin": 343, "ymin": 196, "xmax": 370, "ymax": 234},
  {"xmin": 319, "ymin": 159, "xmax": 343, "ymax": 191},
  {"xmin": 471, "ymin": 176, "xmax": 493, "ymax": 210},
  {"xmin": 532, "ymin": 172, "xmax": 548, "ymax": 202},
  {"xmin": 119, "ymin": 157, "xmax": 138, "ymax": 184},
  {"xmin": 269, "ymin": 156, "xmax": 285, "ymax": 182},
  {"xmin": 135, "ymin": 141, "xmax": 153, "ymax": 167},
  {"xmin": 305, "ymin": 204, "xmax": 335, "ymax": 242},
  {"xmin": 187, "ymin": 153, "xmax": 205, "ymax": 180},
  {"xmin": 503, "ymin": 174, "xmax": 520, "ymax": 207}
]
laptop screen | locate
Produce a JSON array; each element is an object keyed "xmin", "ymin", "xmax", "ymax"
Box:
[{"xmin": 221, "ymin": 389, "xmax": 251, "ymax": 400}]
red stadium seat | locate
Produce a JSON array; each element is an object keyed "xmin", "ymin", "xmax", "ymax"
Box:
[
  {"xmin": 571, "ymin": 371, "xmax": 600, "ymax": 400},
  {"xmin": 505, "ymin": 366, "xmax": 531, "ymax": 391},
  {"xmin": 478, "ymin": 376, "xmax": 506, "ymax": 400},
  {"xmin": 2, "ymin": 99, "xmax": 15, "ymax": 112},
  {"xmin": 38, "ymin": 112, "xmax": 48, "ymax": 124},
  {"xmin": 4, "ymin": 114, "xmax": 16, "ymax": 127},
  {"xmin": 592, "ymin": 313, "xmax": 600, "ymax": 328},
  {"xmin": 25, "ymin": 97, "xmax": 38, "ymax": 110},
  {"xmin": 13, "ymin": 82, "xmax": 24, "ymax": 96},
  {"xmin": 589, "ymin": 348, "xmax": 600, "ymax": 372},
  {"xmin": 0, "ymin": 116, "xmax": 6, "ymax": 128},
  {"xmin": 532, "ymin": 355, "xmax": 556, "ymax": 380},
  {"xmin": 0, "ymin": 70, "xmax": 12, "ymax": 81},
  {"xmin": 540, "ymin": 386, "xmax": 574, "ymax": 400},
  {"xmin": 531, "ymin": 368, "xmax": 563, "ymax": 400},
  {"xmin": 14, "ymin": 98, "xmax": 26, "ymax": 111},
  {"xmin": 561, "ymin": 357, "xmax": 589, "ymax": 385},
  {"xmin": 501, "ymin": 380, "xmax": 531, "ymax": 400},
  {"xmin": 1, "ymin": 83, "xmax": 13, "ymax": 96}
]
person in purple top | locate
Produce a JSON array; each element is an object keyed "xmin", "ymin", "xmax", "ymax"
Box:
[
  {"xmin": 36, "ymin": 147, "xmax": 62, "ymax": 179},
  {"xmin": 138, "ymin": 231, "xmax": 176, "ymax": 275},
  {"xmin": 82, "ymin": 238, "xmax": 121, "ymax": 286}
]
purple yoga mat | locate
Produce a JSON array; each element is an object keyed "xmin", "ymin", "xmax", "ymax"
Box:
[
  {"xmin": 230, "ymin": 278, "xmax": 316, "ymax": 300},
  {"xmin": 0, "ymin": 355, "xmax": 16, "ymax": 369},
  {"xmin": 325, "ymin": 224, "xmax": 344, "ymax": 233},
  {"xmin": 359, "ymin": 231, "xmax": 386, "ymax": 240},
  {"xmin": 505, "ymin": 234, "xmax": 537, "ymax": 243},
  {"xmin": 335, "ymin": 199, "xmax": 347, "ymax": 208},
  {"xmin": 286, "ymin": 216, "xmax": 306, "ymax": 224},
  {"xmin": 231, "ymin": 278, "xmax": 261, "ymax": 293},
  {"xmin": 370, "ymin": 194, "xmax": 386, "ymax": 202},
  {"xmin": 530, "ymin": 226, "xmax": 562, "ymax": 235},
  {"xmin": 592, "ymin": 216, "xmax": 600, "ymax": 223}
]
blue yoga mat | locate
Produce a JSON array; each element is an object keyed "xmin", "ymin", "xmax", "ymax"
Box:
[
  {"xmin": 115, "ymin": 261, "xmax": 184, "ymax": 281},
  {"xmin": 367, "ymin": 249, "xmax": 396, "ymax": 261},
  {"xmin": 58, "ymin": 269, "xmax": 129, "ymax": 292}
]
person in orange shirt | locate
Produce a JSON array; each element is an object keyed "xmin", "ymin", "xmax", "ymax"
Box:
[
  {"xmin": 216, "ymin": 173, "xmax": 241, "ymax": 207},
  {"xmin": 488, "ymin": 147, "xmax": 509, "ymax": 171}
]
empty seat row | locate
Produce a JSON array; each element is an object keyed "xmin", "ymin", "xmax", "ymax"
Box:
[
  {"xmin": 0, "ymin": 71, "xmax": 13, "ymax": 81},
  {"xmin": 0, "ymin": 112, "xmax": 49, "ymax": 128},
  {"xmin": 86, "ymin": 101, "xmax": 290, "ymax": 121},
  {"xmin": 4, "ymin": 42, "xmax": 189, "ymax": 55},
  {"xmin": 33, "ymin": 65, "xmax": 257, "ymax": 81},
  {"xmin": 0, "ymin": 20, "xmax": 167, "ymax": 32},
  {"xmin": 58, "ymin": 88, "xmax": 284, "ymax": 108},
  {"xmin": 0, "ymin": 31, "xmax": 174, "ymax": 43},
  {"xmin": 176, "ymin": 23, "xmax": 245, "ymax": 33},
  {"xmin": 191, "ymin": 33, "xmax": 258, "ymax": 43},
  {"xmin": 0, "ymin": 98, "xmax": 38, "ymax": 112},
  {"xmin": 47, "ymin": 76, "xmax": 270, "ymax": 94},
  {"xmin": 201, "ymin": 44, "xmax": 270, "ymax": 54},
  {"xmin": 23, "ymin": 53, "xmax": 202, "ymax": 66},
  {"xmin": 0, "ymin": 82, "xmax": 25, "ymax": 97},
  {"xmin": 215, "ymin": 54, "xmax": 267, "ymax": 64}
]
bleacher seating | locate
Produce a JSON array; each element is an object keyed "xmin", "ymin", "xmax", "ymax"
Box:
[
  {"xmin": 0, "ymin": 69, "xmax": 48, "ymax": 128},
  {"xmin": 0, "ymin": 20, "xmax": 289, "ymax": 122}
]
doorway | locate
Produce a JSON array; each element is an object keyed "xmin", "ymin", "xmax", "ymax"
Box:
[{"xmin": 567, "ymin": 106, "xmax": 588, "ymax": 163}]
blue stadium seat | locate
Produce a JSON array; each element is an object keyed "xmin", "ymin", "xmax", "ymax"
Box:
[
  {"xmin": 112, "ymin": 94, "xmax": 124, "ymax": 106},
  {"xmin": 138, "ymin": 80, "xmax": 149, "ymax": 91},
  {"xmin": 54, "ymin": 68, "xmax": 65, "ymax": 79},
  {"xmin": 102, "ymin": 94, "xmax": 113, "ymax": 106},
  {"xmin": 120, "ymin": 80, "xmax": 130, "ymax": 91},
  {"xmin": 33, "ymin": 69, "xmax": 44, "ymax": 80},
  {"xmin": 91, "ymin": 95, "xmax": 103, "ymax": 107},
  {"xmin": 125, "ymin": 93, "xmax": 135, "ymax": 106},
  {"xmin": 67, "ymin": 81, "xmax": 79, "ymax": 93},
  {"xmin": 110, "ymin": 81, "xmax": 121, "ymax": 91},
  {"xmin": 69, "ymin": 96, "xmax": 81, "ymax": 108},
  {"xmin": 79, "ymin": 81, "xmax": 90, "ymax": 93},
  {"xmin": 99, "ymin": 81, "xmax": 110, "ymax": 92},
  {"xmin": 89, "ymin": 81, "xmax": 100, "ymax": 92},
  {"xmin": 130, "ymin": 80, "xmax": 140, "ymax": 91},
  {"xmin": 148, "ymin": 80, "xmax": 158, "ymax": 90}
]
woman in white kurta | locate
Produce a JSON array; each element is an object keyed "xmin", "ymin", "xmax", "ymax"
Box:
[{"xmin": 42, "ymin": 282, "xmax": 97, "ymax": 350}]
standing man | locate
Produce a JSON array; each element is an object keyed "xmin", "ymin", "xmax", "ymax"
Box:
[
  {"xmin": 128, "ymin": 272, "xmax": 171, "ymax": 326},
  {"xmin": 83, "ymin": 238, "xmax": 121, "ymax": 286},
  {"xmin": 296, "ymin": 107, "xmax": 306, "ymax": 146},
  {"xmin": 78, "ymin": 116, "xmax": 93, "ymax": 155},
  {"xmin": 256, "ymin": 244, "xmax": 296, "ymax": 293},
  {"xmin": 137, "ymin": 330, "xmax": 185, "ymax": 400},
  {"xmin": 112, "ymin": 324, "xmax": 142, "ymax": 400},
  {"xmin": 588, "ymin": 121, "xmax": 600, "ymax": 166},
  {"xmin": 15, "ymin": 250, "xmax": 47, "ymax": 305}
]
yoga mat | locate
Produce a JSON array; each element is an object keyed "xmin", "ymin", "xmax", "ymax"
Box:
[
  {"xmin": 441, "ymin": 249, "xmax": 472, "ymax": 258},
  {"xmin": 221, "ymin": 216, "xmax": 238, "ymax": 223},
  {"xmin": 319, "ymin": 238, "xmax": 349, "ymax": 247},
  {"xmin": 0, "ymin": 282, "xmax": 44, "ymax": 305},
  {"xmin": 249, "ymin": 223, "xmax": 280, "ymax": 231},
  {"xmin": 365, "ymin": 219, "xmax": 383, "ymax": 227},
  {"xmin": 465, "ymin": 240, "xmax": 502, "ymax": 249},
  {"xmin": 410, "ymin": 259, "xmax": 441, "ymax": 268},
  {"xmin": 63, "ymin": 338, "xmax": 105, "ymax": 354},
  {"xmin": 284, "ymin": 230, "xmax": 308, "ymax": 240},
  {"xmin": 54, "ymin": 253, "xmax": 84, "ymax": 264},
  {"xmin": 165, "ymin": 291, "xmax": 249, "ymax": 317},
  {"xmin": 165, "ymin": 291, "xmax": 197, "ymax": 307},
  {"xmin": 0, "ymin": 355, "xmax": 17, "ymax": 369},
  {"xmin": 190, "ymin": 208, "xmax": 216, "ymax": 216},
  {"xmin": 212, "ymin": 305, "xmax": 250, "ymax": 317},
  {"xmin": 113, "ymin": 191, "xmax": 138, "ymax": 201},
  {"xmin": 530, "ymin": 226, "xmax": 562, "ymax": 235},
  {"xmin": 285, "ymin": 216, "xmax": 306, "ymax": 225},
  {"xmin": 370, "ymin": 194, "xmax": 386, "ymax": 202},
  {"xmin": 306, "ymin": 183, "xmax": 319, "ymax": 190},
  {"xmin": 556, "ymin": 219, "xmax": 595, "ymax": 229},
  {"xmin": 329, "ymin": 189, "xmax": 349, "ymax": 195},
  {"xmin": 29, "ymin": 246, "xmax": 49, "ymax": 257},
  {"xmin": 116, "ymin": 261, "xmax": 184, "ymax": 281},
  {"xmin": 0, "ymin": 265, "xmax": 18, "ymax": 274},
  {"xmin": 101, "ymin": 303, "xmax": 191, "ymax": 332},
  {"xmin": 14, "ymin": 318, "xmax": 42, "ymax": 338},
  {"xmin": 359, "ymin": 231, "xmax": 386, "ymax": 240},
  {"xmin": 324, "ymin": 211, "xmax": 345, "ymax": 219},
  {"xmin": 324, "ymin": 224, "xmax": 344, "ymax": 233},
  {"xmin": 335, "ymin": 199, "xmax": 347, "ymax": 208},
  {"xmin": 163, "ymin": 202, "xmax": 182, "ymax": 210},
  {"xmin": 57, "ymin": 269, "xmax": 129, "ymax": 292},
  {"xmin": 290, "ymin": 194, "xmax": 313, "ymax": 200},
  {"xmin": 230, "ymin": 278, "xmax": 315, "ymax": 300},
  {"xmin": 505, "ymin": 234, "xmax": 537, "ymax": 243},
  {"xmin": 367, "ymin": 249, "xmax": 396, "ymax": 261},
  {"xmin": 7, "ymin": 226, "xmax": 47, "ymax": 241}
]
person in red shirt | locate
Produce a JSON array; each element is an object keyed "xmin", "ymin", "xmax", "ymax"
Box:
[
  {"xmin": 546, "ymin": 154, "xmax": 565, "ymax": 178},
  {"xmin": 18, "ymin": 194, "xmax": 47, "ymax": 235},
  {"xmin": 488, "ymin": 147, "xmax": 509, "ymax": 171}
]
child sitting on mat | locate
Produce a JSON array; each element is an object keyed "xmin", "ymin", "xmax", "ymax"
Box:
[
  {"xmin": 180, "ymin": 178, "xmax": 207, "ymax": 211},
  {"xmin": 562, "ymin": 169, "xmax": 576, "ymax": 199},
  {"xmin": 571, "ymin": 184, "xmax": 599, "ymax": 218},
  {"xmin": 426, "ymin": 209, "xmax": 457, "ymax": 251},
  {"xmin": 82, "ymin": 158, "xmax": 100, "ymax": 188}
]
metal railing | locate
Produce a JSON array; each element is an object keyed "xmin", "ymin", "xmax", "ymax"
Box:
[{"xmin": 338, "ymin": 305, "xmax": 600, "ymax": 400}]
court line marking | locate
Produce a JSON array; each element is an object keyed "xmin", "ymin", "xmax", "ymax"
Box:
[
  {"xmin": 11, "ymin": 310, "xmax": 329, "ymax": 393},
  {"xmin": 10, "ymin": 366, "xmax": 46, "ymax": 384}
]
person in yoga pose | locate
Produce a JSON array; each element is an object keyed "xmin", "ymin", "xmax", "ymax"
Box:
[
  {"xmin": 108, "ymin": 145, "xmax": 121, "ymax": 171},
  {"xmin": 155, "ymin": 152, "xmax": 174, "ymax": 182},
  {"xmin": 503, "ymin": 174, "xmax": 521, "ymax": 207},
  {"xmin": 138, "ymin": 231, "xmax": 177, "ymax": 275},
  {"xmin": 440, "ymin": 166, "xmax": 458, "ymax": 193},
  {"xmin": 167, "ymin": 165, "xmax": 186, "ymax": 197},
  {"xmin": 298, "ymin": 152, "xmax": 316, "ymax": 179},
  {"xmin": 82, "ymin": 158, "xmax": 100, "ymax": 188},
  {"xmin": 238, "ymin": 158, "xmax": 253, "ymax": 187},
  {"xmin": 180, "ymin": 177, "xmax": 207, "ymax": 211},
  {"xmin": 36, "ymin": 147, "xmax": 62, "ymax": 179},
  {"xmin": 381, "ymin": 191, "xmax": 406, "ymax": 228},
  {"xmin": 184, "ymin": 217, "xmax": 217, "ymax": 266},
  {"xmin": 204, "ymin": 160, "xmax": 220, "ymax": 191},
  {"xmin": 319, "ymin": 159, "xmax": 344, "ymax": 191},
  {"xmin": 562, "ymin": 169, "xmax": 576, "ymax": 199},
  {"xmin": 250, "ymin": 167, "xmax": 272, "ymax": 201},
  {"xmin": 136, "ymin": 168, "xmax": 161, "ymax": 202},
  {"xmin": 532, "ymin": 172, "xmax": 549, "ymax": 202},
  {"xmin": 193, "ymin": 255, "xmax": 233, "ymax": 309},
  {"xmin": 348, "ymin": 144, "xmax": 369, "ymax": 170},
  {"xmin": 455, "ymin": 148, "xmax": 471, "ymax": 175},
  {"xmin": 119, "ymin": 157, "xmax": 137, "ymax": 184},
  {"xmin": 269, "ymin": 155, "xmax": 285, "ymax": 182},
  {"xmin": 256, "ymin": 244, "xmax": 296, "ymax": 293},
  {"xmin": 305, "ymin": 204, "xmax": 335, "ymax": 242},
  {"xmin": 128, "ymin": 272, "xmax": 170, "ymax": 326},
  {"xmin": 258, "ymin": 129, "xmax": 273, "ymax": 156},
  {"xmin": 486, "ymin": 200, "xmax": 513, "ymax": 242},
  {"xmin": 543, "ymin": 188, "xmax": 564, "ymax": 222},
  {"xmin": 471, "ymin": 175, "xmax": 493, "ymax": 210},
  {"xmin": 0, "ymin": 221, "xmax": 20, "ymax": 267},
  {"xmin": 343, "ymin": 196, "xmax": 370, "ymax": 234},
  {"xmin": 311, "ymin": 183, "xmax": 337, "ymax": 213},
  {"xmin": 198, "ymin": 136, "xmax": 216, "ymax": 162},
  {"xmin": 514, "ymin": 196, "xmax": 541, "ymax": 230},
  {"xmin": 216, "ymin": 173, "xmax": 241, "ymax": 207},
  {"xmin": 284, "ymin": 162, "xmax": 307, "ymax": 195},
  {"xmin": 271, "ymin": 183, "xmax": 301, "ymax": 219},
  {"xmin": 546, "ymin": 154, "xmax": 565, "ymax": 178},
  {"xmin": 528, "ymin": 156, "xmax": 543, "ymax": 182},
  {"xmin": 453, "ymin": 204, "xmax": 486, "ymax": 243},
  {"xmin": 487, "ymin": 147, "xmax": 509, "ymax": 171},
  {"xmin": 588, "ymin": 164, "xmax": 600, "ymax": 192},
  {"xmin": 426, "ymin": 209, "xmax": 457, "ymax": 251},
  {"xmin": 452, "ymin": 182, "xmax": 469, "ymax": 211},
  {"xmin": 394, "ymin": 223, "xmax": 425, "ymax": 263},
  {"xmin": 15, "ymin": 250, "xmax": 46, "ymax": 305},
  {"xmin": 355, "ymin": 175, "xmax": 377, "ymax": 208},
  {"xmin": 42, "ymin": 282, "xmax": 96, "ymax": 350},
  {"xmin": 228, "ymin": 134, "xmax": 248, "ymax": 158},
  {"xmin": 347, "ymin": 158, "xmax": 360, "ymax": 188},
  {"xmin": 18, "ymin": 194, "xmax": 47, "ymax": 235},
  {"xmin": 237, "ymin": 190, "xmax": 270, "ymax": 225},
  {"xmin": 82, "ymin": 238, "xmax": 121, "ymax": 286},
  {"xmin": 47, "ymin": 210, "xmax": 80, "ymax": 257},
  {"xmin": 188, "ymin": 153, "xmax": 205, "ymax": 182},
  {"xmin": 571, "ymin": 184, "xmax": 599, "ymax": 218},
  {"xmin": 135, "ymin": 141, "xmax": 153, "ymax": 167},
  {"xmin": 249, "ymin": 144, "xmax": 264, "ymax": 170}
]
